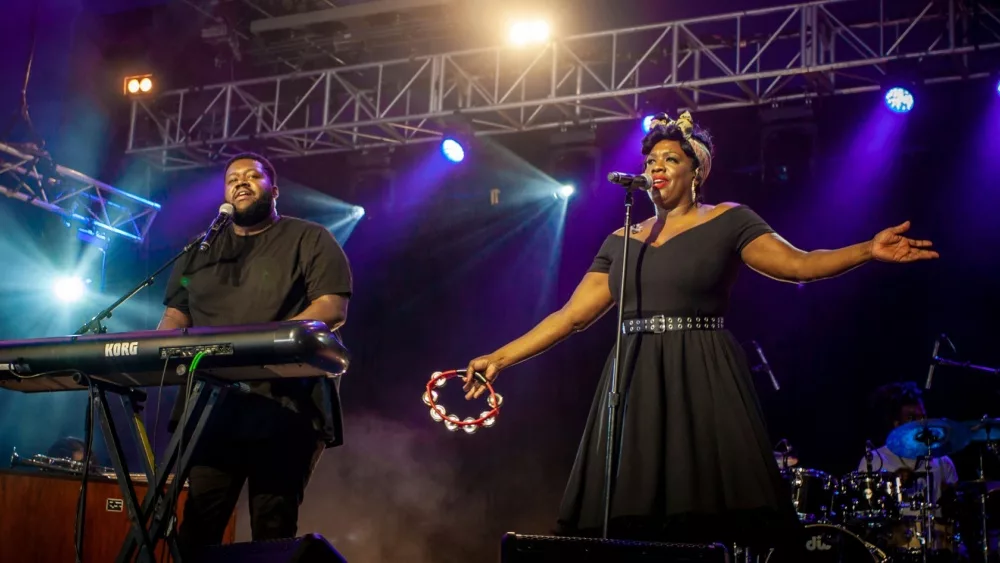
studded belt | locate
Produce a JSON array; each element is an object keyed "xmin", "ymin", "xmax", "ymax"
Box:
[{"xmin": 622, "ymin": 315, "xmax": 725, "ymax": 334}]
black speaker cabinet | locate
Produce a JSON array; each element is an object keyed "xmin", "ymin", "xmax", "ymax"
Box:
[
  {"xmin": 500, "ymin": 533, "xmax": 730, "ymax": 562},
  {"xmin": 191, "ymin": 533, "xmax": 347, "ymax": 563}
]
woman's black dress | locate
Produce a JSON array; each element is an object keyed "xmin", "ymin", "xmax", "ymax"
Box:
[{"xmin": 555, "ymin": 205, "xmax": 801, "ymax": 549}]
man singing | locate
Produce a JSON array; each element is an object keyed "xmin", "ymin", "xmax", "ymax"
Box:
[{"xmin": 157, "ymin": 152, "xmax": 352, "ymax": 554}]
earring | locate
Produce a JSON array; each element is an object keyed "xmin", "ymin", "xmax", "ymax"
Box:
[{"xmin": 690, "ymin": 178, "xmax": 699, "ymax": 206}]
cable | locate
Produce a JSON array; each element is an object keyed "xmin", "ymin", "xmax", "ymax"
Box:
[
  {"xmin": 151, "ymin": 356, "xmax": 173, "ymax": 460},
  {"xmin": 177, "ymin": 352, "xmax": 207, "ymax": 465},
  {"xmin": 9, "ymin": 368, "xmax": 81, "ymax": 380},
  {"xmin": 2, "ymin": 0, "xmax": 41, "ymax": 146},
  {"xmin": 169, "ymin": 351, "xmax": 209, "ymax": 550},
  {"xmin": 150, "ymin": 355, "xmax": 177, "ymax": 563}
]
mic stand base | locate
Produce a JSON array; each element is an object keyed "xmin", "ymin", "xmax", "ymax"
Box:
[{"xmin": 601, "ymin": 188, "xmax": 635, "ymax": 539}]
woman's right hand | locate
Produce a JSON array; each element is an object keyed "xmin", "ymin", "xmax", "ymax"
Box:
[{"xmin": 463, "ymin": 355, "xmax": 502, "ymax": 400}]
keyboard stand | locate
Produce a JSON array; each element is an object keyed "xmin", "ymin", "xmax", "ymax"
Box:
[
  {"xmin": 90, "ymin": 379, "xmax": 158, "ymax": 562},
  {"xmin": 88, "ymin": 375, "xmax": 230, "ymax": 563}
]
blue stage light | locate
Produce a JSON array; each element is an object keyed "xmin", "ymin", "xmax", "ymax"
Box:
[
  {"xmin": 642, "ymin": 115, "xmax": 656, "ymax": 133},
  {"xmin": 441, "ymin": 138, "xmax": 465, "ymax": 162},
  {"xmin": 884, "ymin": 87, "xmax": 914, "ymax": 113}
]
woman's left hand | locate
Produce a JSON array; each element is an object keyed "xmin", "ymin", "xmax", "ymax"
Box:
[{"xmin": 871, "ymin": 221, "xmax": 940, "ymax": 263}]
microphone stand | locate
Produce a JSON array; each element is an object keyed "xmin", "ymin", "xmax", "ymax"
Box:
[
  {"xmin": 74, "ymin": 237, "xmax": 201, "ymax": 336},
  {"xmin": 601, "ymin": 178, "xmax": 643, "ymax": 538}
]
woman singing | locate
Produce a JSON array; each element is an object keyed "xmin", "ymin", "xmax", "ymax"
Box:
[{"xmin": 463, "ymin": 112, "xmax": 938, "ymax": 551}]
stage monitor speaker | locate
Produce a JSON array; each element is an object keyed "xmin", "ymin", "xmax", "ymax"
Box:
[
  {"xmin": 500, "ymin": 533, "xmax": 730, "ymax": 562},
  {"xmin": 191, "ymin": 533, "xmax": 347, "ymax": 563}
]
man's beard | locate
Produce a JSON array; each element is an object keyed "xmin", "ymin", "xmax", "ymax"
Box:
[{"xmin": 233, "ymin": 195, "xmax": 274, "ymax": 227}]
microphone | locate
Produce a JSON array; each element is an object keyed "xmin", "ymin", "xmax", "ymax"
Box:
[
  {"xmin": 198, "ymin": 203, "xmax": 235, "ymax": 251},
  {"xmin": 925, "ymin": 337, "xmax": 941, "ymax": 390},
  {"xmin": 750, "ymin": 340, "xmax": 780, "ymax": 391},
  {"xmin": 607, "ymin": 172, "xmax": 653, "ymax": 190},
  {"xmin": 865, "ymin": 440, "xmax": 875, "ymax": 473}
]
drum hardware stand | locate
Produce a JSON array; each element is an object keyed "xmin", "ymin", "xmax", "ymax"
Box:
[
  {"xmin": 864, "ymin": 440, "xmax": 876, "ymax": 475},
  {"xmin": 923, "ymin": 334, "xmax": 1000, "ymax": 562},
  {"xmin": 907, "ymin": 422, "xmax": 937, "ymax": 563},
  {"xmin": 974, "ymin": 417, "xmax": 997, "ymax": 563},
  {"xmin": 776, "ymin": 438, "xmax": 794, "ymax": 470}
]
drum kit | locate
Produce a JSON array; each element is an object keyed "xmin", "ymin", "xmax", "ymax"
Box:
[{"xmin": 771, "ymin": 417, "xmax": 1000, "ymax": 562}]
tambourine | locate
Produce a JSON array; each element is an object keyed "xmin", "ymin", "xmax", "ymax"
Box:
[{"xmin": 422, "ymin": 369, "xmax": 503, "ymax": 434}]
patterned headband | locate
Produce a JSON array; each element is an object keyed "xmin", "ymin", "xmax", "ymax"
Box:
[{"xmin": 648, "ymin": 111, "xmax": 712, "ymax": 184}]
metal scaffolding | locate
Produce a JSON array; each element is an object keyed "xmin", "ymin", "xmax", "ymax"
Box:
[
  {"xmin": 0, "ymin": 143, "xmax": 161, "ymax": 243},
  {"xmin": 128, "ymin": 0, "xmax": 1000, "ymax": 171}
]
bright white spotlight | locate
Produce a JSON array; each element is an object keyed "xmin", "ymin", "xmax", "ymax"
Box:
[
  {"xmin": 884, "ymin": 87, "xmax": 914, "ymax": 113},
  {"xmin": 508, "ymin": 20, "xmax": 550, "ymax": 47},
  {"xmin": 351, "ymin": 206, "xmax": 365, "ymax": 219},
  {"xmin": 996, "ymin": 79, "xmax": 1000, "ymax": 96},
  {"xmin": 53, "ymin": 276, "xmax": 87, "ymax": 303},
  {"xmin": 441, "ymin": 138, "xmax": 465, "ymax": 163},
  {"xmin": 554, "ymin": 184, "xmax": 575, "ymax": 200}
]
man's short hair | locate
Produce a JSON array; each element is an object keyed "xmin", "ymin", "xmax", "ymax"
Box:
[{"xmin": 224, "ymin": 152, "xmax": 277, "ymax": 186}]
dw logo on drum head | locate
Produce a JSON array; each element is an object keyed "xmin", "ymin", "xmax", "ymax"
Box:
[{"xmin": 805, "ymin": 535, "xmax": 832, "ymax": 552}]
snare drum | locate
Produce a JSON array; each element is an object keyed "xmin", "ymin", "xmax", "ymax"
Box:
[
  {"xmin": 833, "ymin": 470, "xmax": 902, "ymax": 523},
  {"xmin": 781, "ymin": 467, "xmax": 837, "ymax": 523},
  {"xmin": 883, "ymin": 516, "xmax": 957, "ymax": 558},
  {"xmin": 765, "ymin": 523, "xmax": 888, "ymax": 562}
]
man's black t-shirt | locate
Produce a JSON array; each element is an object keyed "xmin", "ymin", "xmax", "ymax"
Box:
[{"xmin": 163, "ymin": 216, "xmax": 352, "ymax": 447}]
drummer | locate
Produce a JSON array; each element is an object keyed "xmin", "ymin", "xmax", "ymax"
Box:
[{"xmin": 858, "ymin": 382, "xmax": 958, "ymax": 512}]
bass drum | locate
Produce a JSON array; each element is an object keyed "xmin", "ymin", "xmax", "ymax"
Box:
[{"xmin": 765, "ymin": 524, "xmax": 887, "ymax": 562}]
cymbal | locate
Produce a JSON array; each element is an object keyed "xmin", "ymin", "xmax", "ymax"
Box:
[
  {"xmin": 967, "ymin": 418, "xmax": 1000, "ymax": 442},
  {"xmin": 957, "ymin": 479, "xmax": 1000, "ymax": 495},
  {"xmin": 886, "ymin": 418, "xmax": 971, "ymax": 460},
  {"xmin": 774, "ymin": 451, "xmax": 799, "ymax": 468}
]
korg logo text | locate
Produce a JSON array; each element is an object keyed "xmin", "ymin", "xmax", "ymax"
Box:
[{"xmin": 105, "ymin": 342, "xmax": 139, "ymax": 357}]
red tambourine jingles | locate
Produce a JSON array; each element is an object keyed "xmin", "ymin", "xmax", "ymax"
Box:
[{"xmin": 422, "ymin": 369, "xmax": 502, "ymax": 434}]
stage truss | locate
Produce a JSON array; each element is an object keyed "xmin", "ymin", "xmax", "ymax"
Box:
[
  {"xmin": 127, "ymin": 0, "xmax": 1000, "ymax": 171},
  {"xmin": 0, "ymin": 142, "xmax": 160, "ymax": 243}
]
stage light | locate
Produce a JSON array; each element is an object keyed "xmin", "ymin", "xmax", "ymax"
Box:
[
  {"xmin": 554, "ymin": 184, "xmax": 575, "ymax": 200},
  {"xmin": 53, "ymin": 276, "xmax": 87, "ymax": 303},
  {"xmin": 508, "ymin": 19, "xmax": 550, "ymax": 46},
  {"xmin": 884, "ymin": 87, "xmax": 914, "ymax": 113},
  {"xmin": 351, "ymin": 206, "xmax": 365, "ymax": 219},
  {"xmin": 441, "ymin": 138, "xmax": 465, "ymax": 163},
  {"xmin": 995, "ymin": 79, "xmax": 1000, "ymax": 96},
  {"xmin": 123, "ymin": 74, "xmax": 154, "ymax": 96},
  {"xmin": 642, "ymin": 115, "xmax": 656, "ymax": 133}
]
